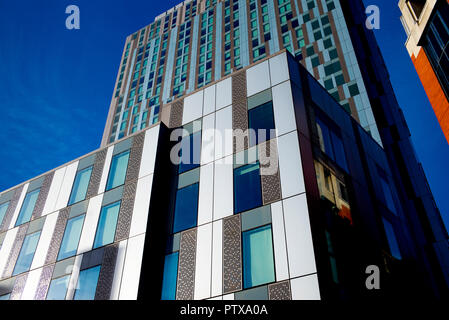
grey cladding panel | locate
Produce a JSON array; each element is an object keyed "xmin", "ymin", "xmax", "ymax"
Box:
[
  {"xmin": 95, "ymin": 244, "xmax": 119, "ymax": 300},
  {"xmin": 176, "ymin": 228, "xmax": 197, "ymax": 300},
  {"xmin": 45, "ymin": 208, "xmax": 70, "ymax": 265},
  {"xmin": 0, "ymin": 185, "xmax": 24, "ymax": 232},
  {"xmin": 86, "ymin": 149, "xmax": 108, "ymax": 199},
  {"xmin": 223, "ymin": 215, "xmax": 242, "ymax": 294}
]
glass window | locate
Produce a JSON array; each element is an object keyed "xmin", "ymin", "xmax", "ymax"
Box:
[
  {"xmin": 73, "ymin": 265, "xmax": 101, "ymax": 300},
  {"xmin": 93, "ymin": 201, "xmax": 121, "ymax": 249},
  {"xmin": 248, "ymin": 101, "xmax": 275, "ymax": 147},
  {"xmin": 330, "ymin": 131, "xmax": 348, "ymax": 172},
  {"xmin": 179, "ymin": 131, "xmax": 201, "ymax": 174},
  {"xmin": 161, "ymin": 252, "xmax": 179, "ymax": 300},
  {"xmin": 58, "ymin": 214, "xmax": 85, "ymax": 261},
  {"xmin": 15, "ymin": 189, "xmax": 40, "ymax": 226},
  {"xmin": 382, "ymin": 218, "xmax": 402, "ymax": 260},
  {"xmin": 106, "ymin": 151, "xmax": 130, "ymax": 191},
  {"xmin": 316, "ymin": 118, "xmax": 333, "ymax": 157},
  {"xmin": 316, "ymin": 116, "xmax": 348, "ymax": 172},
  {"xmin": 46, "ymin": 275, "xmax": 70, "ymax": 300},
  {"xmin": 242, "ymin": 225, "xmax": 275, "ymax": 289},
  {"xmin": 68, "ymin": 167, "xmax": 93, "ymax": 205},
  {"xmin": 0, "ymin": 201, "xmax": 9, "ymax": 226},
  {"xmin": 234, "ymin": 163, "xmax": 262, "ymax": 214},
  {"xmin": 13, "ymin": 231, "xmax": 41, "ymax": 276},
  {"xmin": 380, "ymin": 176, "xmax": 397, "ymax": 215},
  {"xmin": 173, "ymin": 183, "xmax": 199, "ymax": 233}
]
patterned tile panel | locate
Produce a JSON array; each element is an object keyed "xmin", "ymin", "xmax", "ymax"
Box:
[
  {"xmin": 94, "ymin": 243, "xmax": 119, "ymax": 300},
  {"xmin": 223, "ymin": 215, "xmax": 242, "ymax": 294},
  {"xmin": 268, "ymin": 280, "xmax": 292, "ymax": 300},
  {"xmin": 86, "ymin": 149, "xmax": 107, "ymax": 199},
  {"xmin": 114, "ymin": 181, "xmax": 137, "ymax": 242},
  {"xmin": 2, "ymin": 224, "xmax": 28, "ymax": 279},
  {"xmin": 34, "ymin": 265, "xmax": 55, "ymax": 300},
  {"xmin": 44, "ymin": 208, "xmax": 69, "ymax": 265},
  {"xmin": 232, "ymin": 71, "xmax": 249, "ymax": 153},
  {"xmin": 9, "ymin": 273, "xmax": 28, "ymax": 300},
  {"xmin": 259, "ymin": 139, "xmax": 282, "ymax": 204},
  {"xmin": 0, "ymin": 185, "xmax": 24, "ymax": 233},
  {"xmin": 169, "ymin": 99, "xmax": 184, "ymax": 128},
  {"xmin": 176, "ymin": 228, "xmax": 197, "ymax": 300},
  {"xmin": 125, "ymin": 131, "xmax": 145, "ymax": 184},
  {"xmin": 31, "ymin": 171, "xmax": 54, "ymax": 220}
]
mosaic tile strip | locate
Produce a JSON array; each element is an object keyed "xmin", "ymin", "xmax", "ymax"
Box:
[
  {"xmin": 0, "ymin": 185, "xmax": 24, "ymax": 232},
  {"xmin": 44, "ymin": 208, "xmax": 69, "ymax": 265},
  {"xmin": 268, "ymin": 280, "xmax": 292, "ymax": 300},
  {"xmin": 125, "ymin": 131, "xmax": 145, "ymax": 184},
  {"xmin": 223, "ymin": 215, "xmax": 242, "ymax": 294},
  {"xmin": 114, "ymin": 181, "xmax": 137, "ymax": 242},
  {"xmin": 169, "ymin": 99, "xmax": 184, "ymax": 128},
  {"xmin": 34, "ymin": 265, "xmax": 55, "ymax": 300},
  {"xmin": 86, "ymin": 149, "xmax": 107, "ymax": 199},
  {"xmin": 259, "ymin": 139, "xmax": 282, "ymax": 204},
  {"xmin": 95, "ymin": 243, "xmax": 119, "ymax": 300},
  {"xmin": 176, "ymin": 228, "xmax": 197, "ymax": 300},
  {"xmin": 2, "ymin": 224, "xmax": 28, "ymax": 279},
  {"xmin": 232, "ymin": 71, "xmax": 249, "ymax": 153},
  {"xmin": 9, "ymin": 273, "xmax": 28, "ymax": 300},
  {"xmin": 31, "ymin": 171, "xmax": 54, "ymax": 220}
]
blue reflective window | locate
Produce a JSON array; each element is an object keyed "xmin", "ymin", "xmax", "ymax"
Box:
[
  {"xmin": 179, "ymin": 131, "xmax": 201, "ymax": 174},
  {"xmin": 58, "ymin": 214, "xmax": 85, "ymax": 261},
  {"xmin": 316, "ymin": 117, "xmax": 348, "ymax": 172},
  {"xmin": 0, "ymin": 294, "xmax": 10, "ymax": 300},
  {"xmin": 234, "ymin": 163, "xmax": 262, "ymax": 214},
  {"xmin": 73, "ymin": 265, "xmax": 101, "ymax": 300},
  {"xmin": 13, "ymin": 231, "xmax": 41, "ymax": 276},
  {"xmin": 161, "ymin": 252, "xmax": 179, "ymax": 300},
  {"xmin": 316, "ymin": 118, "xmax": 333, "ymax": 157},
  {"xmin": 382, "ymin": 218, "xmax": 402, "ymax": 260},
  {"xmin": 173, "ymin": 183, "xmax": 199, "ymax": 233},
  {"xmin": 248, "ymin": 101, "xmax": 275, "ymax": 147},
  {"xmin": 380, "ymin": 176, "xmax": 397, "ymax": 215},
  {"xmin": 0, "ymin": 202, "xmax": 9, "ymax": 226},
  {"xmin": 68, "ymin": 167, "xmax": 93, "ymax": 205},
  {"xmin": 242, "ymin": 225, "xmax": 275, "ymax": 289},
  {"xmin": 15, "ymin": 189, "xmax": 40, "ymax": 226},
  {"xmin": 46, "ymin": 275, "xmax": 70, "ymax": 300},
  {"xmin": 106, "ymin": 151, "xmax": 130, "ymax": 191},
  {"xmin": 93, "ymin": 201, "xmax": 121, "ymax": 249},
  {"xmin": 330, "ymin": 131, "xmax": 348, "ymax": 172}
]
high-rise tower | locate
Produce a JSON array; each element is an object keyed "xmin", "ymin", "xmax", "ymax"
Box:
[{"xmin": 399, "ymin": 0, "xmax": 449, "ymax": 144}]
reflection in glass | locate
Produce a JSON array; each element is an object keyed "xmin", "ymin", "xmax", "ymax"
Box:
[
  {"xmin": 15, "ymin": 189, "xmax": 40, "ymax": 226},
  {"xmin": 13, "ymin": 231, "xmax": 41, "ymax": 276},
  {"xmin": 161, "ymin": 252, "xmax": 179, "ymax": 300},
  {"xmin": 242, "ymin": 225, "xmax": 275, "ymax": 289},
  {"xmin": 69, "ymin": 167, "xmax": 93, "ymax": 205},
  {"xmin": 58, "ymin": 214, "xmax": 85, "ymax": 261},
  {"xmin": 93, "ymin": 201, "xmax": 121, "ymax": 249},
  {"xmin": 106, "ymin": 151, "xmax": 130, "ymax": 191},
  {"xmin": 74, "ymin": 265, "xmax": 101, "ymax": 300}
]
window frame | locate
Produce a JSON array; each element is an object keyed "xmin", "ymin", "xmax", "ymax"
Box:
[
  {"xmin": 68, "ymin": 166, "xmax": 93, "ymax": 206},
  {"xmin": 242, "ymin": 224, "xmax": 276, "ymax": 289},
  {"xmin": 105, "ymin": 150, "xmax": 131, "ymax": 192},
  {"xmin": 93, "ymin": 201, "xmax": 121, "ymax": 249}
]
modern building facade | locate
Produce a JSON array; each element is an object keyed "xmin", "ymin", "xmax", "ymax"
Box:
[
  {"xmin": 101, "ymin": 0, "xmax": 382, "ymax": 147},
  {"xmin": 0, "ymin": 0, "xmax": 448, "ymax": 301},
  {"xmin": 399, "ymin": 0, "xmax": 449, "ymax": 144}
]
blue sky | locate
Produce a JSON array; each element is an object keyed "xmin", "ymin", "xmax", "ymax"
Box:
[{"xmin": 0, "ymin": 0, "xmax": 447, "ymax": 229}]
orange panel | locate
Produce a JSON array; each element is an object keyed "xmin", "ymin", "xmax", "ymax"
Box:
[{"xmin": 412, "ymin": 49, "xmax": 449, "ymax": 144}]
